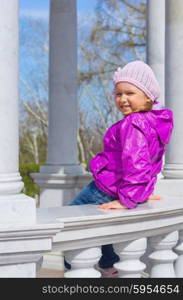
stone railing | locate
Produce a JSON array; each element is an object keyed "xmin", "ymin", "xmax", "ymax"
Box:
[
  {"xmin": 37, "ymin": 195, "xmax": 183, "ymax": 278},
  {"xmin": 0, "ymin": 220, "xmax": 64, "ymax": 277}
]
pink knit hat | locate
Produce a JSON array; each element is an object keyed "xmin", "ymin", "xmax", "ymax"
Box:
[{"xmin": 113, "ymin": 60, "xmax": 161, "ymax": 102}]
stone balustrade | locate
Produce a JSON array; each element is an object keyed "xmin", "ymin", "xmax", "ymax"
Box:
[
  {"xmin": 0, "ymin": 221, "xmax": 64, "ymax": 277},
  {"xmin": 1, "ymin": 194, "xmax": 183, "ymax": 278},
  {"xmin": 37, "ymin": 195, "xmax": 183, "ymax": 278}
]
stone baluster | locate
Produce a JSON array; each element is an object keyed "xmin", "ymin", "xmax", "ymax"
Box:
[
  {"xmin": 148, "ymin": 231, "xmax": 178, "ymax": 277},
  {"xmin": 174, "ymin": 230, "xmax": 183, "ymax": 277},
  {"xmin": 113, "ymin": 238, "xmax": 147, "ymax": 278},
  {"xmin": 64, "ymin": 247, "xmax": 101, "ymax": 278}
]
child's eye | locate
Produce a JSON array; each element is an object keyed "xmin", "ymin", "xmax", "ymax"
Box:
[
  {"xmin": 127, "ymin": 92, "xmax": 134, "ymax": 95},
  {"xmin": 116, "ymin": 93, "xmax": 122, "ymax": 97}
]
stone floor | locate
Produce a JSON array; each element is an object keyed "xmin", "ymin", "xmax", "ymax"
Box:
[
  {"xmin": 37, "ymin": 268, "xmax": 64, "ymax": 278},
  {"xmin": 36, "ymin": 268, "xmax": 149, "ymax": 278}
]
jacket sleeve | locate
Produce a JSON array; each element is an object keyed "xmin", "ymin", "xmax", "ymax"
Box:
[{"xmin": 118, "ymin": 118, "xmax": 152, "ymax": 208}]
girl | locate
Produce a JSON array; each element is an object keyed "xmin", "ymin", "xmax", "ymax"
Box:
[{"xmin": 67, "ymin": 60, "xmax": 174, "ymax": 277}]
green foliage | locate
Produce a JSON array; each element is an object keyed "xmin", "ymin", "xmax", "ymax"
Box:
[
  {"xmin": 20, "ymin": 163, "xmax": 41, "ymax": 198},
  {"xmin": 19, "ymin": 133, "xmax": 48, "ymax": 165}
]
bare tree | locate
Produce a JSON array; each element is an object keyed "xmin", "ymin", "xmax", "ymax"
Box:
[
  {"xmin": 77, "ymin": 0, "xmax": 146, "ymax": 156},
  {"xmin": 78, "ymin": 0, "xmax": 146, "ymax": 84},
  {"xmin": 19, "ymin": 0, "xmax": 146, "ymax": 167},
  {"xmin": 19, "ymin": 17, "xmax": 49, "ymax": 164}
]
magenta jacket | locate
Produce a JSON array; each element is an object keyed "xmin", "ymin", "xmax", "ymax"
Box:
[{"xmin": 90, "ymin": 109, "xmax": 174, "ymax": 208}]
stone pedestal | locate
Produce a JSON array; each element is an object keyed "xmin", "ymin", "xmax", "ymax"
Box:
[
  {"xmin": 154, "ymin": 178, "xmax": 183, "ymax": 197},
  {"xmin": 32, "ymin": 173, "xmax": 92, "ymax": 207}
]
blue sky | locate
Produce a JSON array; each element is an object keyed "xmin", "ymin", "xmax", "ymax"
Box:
[{"xmin": 20, "ymin": 0, "xmax": 97, "ymax": 14}]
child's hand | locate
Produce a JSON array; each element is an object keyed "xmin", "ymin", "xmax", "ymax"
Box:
[
  {"xmin": 97, "ymin": 194, "xmax": 162, "ymax": 210},
  {"xmin": 97, "ymin": 200, "xmax": 126, "ymax": 210},
  {"xmin": 147, "ymin": 194, "xmax": 162, "ymax": 200}
]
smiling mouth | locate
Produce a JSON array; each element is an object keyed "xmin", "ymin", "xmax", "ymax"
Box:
[{"xmin": 120, "ymin": 105, "xmax": 130, "ymax": 109}]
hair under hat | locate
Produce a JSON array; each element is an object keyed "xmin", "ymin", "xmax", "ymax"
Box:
[{"xmin": 113, "ymin": 60, "xmax": 161, "ymax": 102}]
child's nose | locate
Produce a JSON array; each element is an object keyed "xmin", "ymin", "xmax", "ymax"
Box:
[{"xmin": 120, "ymin": 94, "xmax": 128, "ymax": 102}]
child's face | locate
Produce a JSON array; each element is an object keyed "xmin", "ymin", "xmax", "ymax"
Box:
[{"xmin": 114, "ymin": 82, "xmax": 150, "ymax": 116}]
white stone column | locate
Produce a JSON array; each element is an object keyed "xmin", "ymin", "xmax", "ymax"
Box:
[
  {"xmin": 46, "ymin": 0, "xmax": 82, "ymax": 174},
  {"xmin": 162, "ymin": 0, "xmax": 183, "ymax": 179},
  {"xmin": 174, "ymin": 230, "xmax": 183, "ymax": 278},
  {"xmin": 64, "ymin": 247, "xmax": 101, "ymax": 278},
  {"xmin": 0, "ymin": 0, "xmax": 36, "ymax": 224},
  {"xmin": 32, "ymin": 0, "xmax": 92, "ymax": 208},
  {"xmin": 149, "ymin": 231, "xmax": 178, "ymax": 278},
  {"xmin": 147, "ymin": 0, "xmax": 165, "ymax": 106},
  {"xmin": 113, "ymin": 238, "xmax": 147, "ymax": 278}
]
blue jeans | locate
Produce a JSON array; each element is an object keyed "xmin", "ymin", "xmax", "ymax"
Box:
[{"xmin": 65, "ymin": 181, "xmax": 120, "ymax": 269}]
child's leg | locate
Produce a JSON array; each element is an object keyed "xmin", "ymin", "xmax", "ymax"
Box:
[
  {"xmin": 68, "ymin": 181, "xmax": 106, "ymax": 206},
  {"xmin": 98, "ymin": 244, "xmax": 119, "ymax": 268}
]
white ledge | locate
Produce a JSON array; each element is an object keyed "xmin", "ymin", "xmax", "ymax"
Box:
[{"xmin": 36, "ymin": 195, "xmax": 183, "ymax": 251}]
